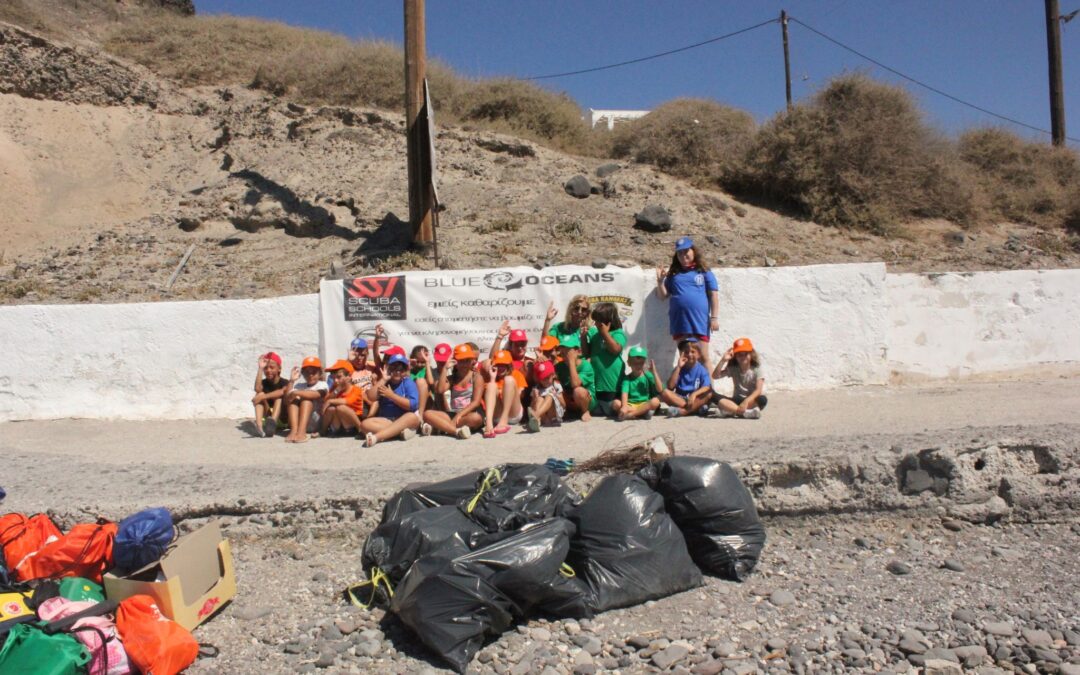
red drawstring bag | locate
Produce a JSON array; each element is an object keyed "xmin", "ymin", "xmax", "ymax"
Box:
[
  {"xmin": 16, "ymin": 521, "xmax": 118, "ymax": 583},
  {"xmin": 116, "ymin": 595, "xmax": 198, "ymax": 675},
  {"xmin": 0, "ymin": 513, "xmax": 62, "ymax": 573}
]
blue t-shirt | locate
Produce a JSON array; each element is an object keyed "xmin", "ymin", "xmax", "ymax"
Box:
[
  {"xmin": 664, "ymin": 268, "xmax": 718, "ymax": 336},
  {"xmin": 674, "ymin": 362, "xmax": 711, "ymax": 395},
  {"xmin": 378, "ymin": 377, "xmax": 419, "ymax": 420}
]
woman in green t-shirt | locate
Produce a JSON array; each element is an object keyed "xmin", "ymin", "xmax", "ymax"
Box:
[
  {"xmin": 542, "ymin": 294, "xmax": 592, "ymax": 343},
  {"xmin": 583, "ymin": 302, "xmax": 626, "ymax": 417}
]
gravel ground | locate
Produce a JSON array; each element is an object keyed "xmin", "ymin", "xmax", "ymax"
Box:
[
  {"xmin": 182, "ymin": 511, "xmax": 1080, "ymax": 674},
  {"xmin": 3, "ymin": 379, "xmax": 1079, "ymax": 673}
]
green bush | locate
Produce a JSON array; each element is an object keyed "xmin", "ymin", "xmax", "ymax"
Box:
[
  {"xmin": 739, "ymin": 73, "xmax": 967, "ymax": 233},
  {"xmin": 610, "ymin": 98, "xmax": 755, "ymax": 186}
]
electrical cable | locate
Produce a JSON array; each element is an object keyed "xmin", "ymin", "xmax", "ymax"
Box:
[
  {"xmin": 789, "ymin": 16, "xmax": 1080, "ymax": 143},
  {"xmin": 524, "ymin": 17, "xmax": 779, "ymax": 81}
]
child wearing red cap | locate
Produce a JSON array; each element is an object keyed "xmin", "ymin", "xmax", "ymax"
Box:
[
  {"xmin": 525, "ymin": 360, "xmax": 565, "ymax": 433},
  {"xmin": 489, "ymin": 320, "xmax": 533, "ymax": 380},
  {"xmin": 284, "ymin": 356, "xmax": 328, "ymax": 443},
  {"xmin": 252, "ymin": 352, "xmax": 287, "ymax": 437},
  {"xmin": 711, "ymin": 338, "xmax": 767, "ymax": 419}
]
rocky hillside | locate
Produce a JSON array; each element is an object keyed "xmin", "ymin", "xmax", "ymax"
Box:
[{"xmin": 1, "ymin": 20, "xmax": 1078, "ymax": 304}]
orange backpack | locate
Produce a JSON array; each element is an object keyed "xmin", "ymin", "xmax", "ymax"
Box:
[
  {"xmin": 0, "ymin": 513, "xmax": 61, "ymax": 574},
  {"xmin": 16, "ymin": 521, "xmax": 118, "ymax": 584},
  {"xmin": 116, "ymin": 595, "xmax": 198, "ymax": 675}
]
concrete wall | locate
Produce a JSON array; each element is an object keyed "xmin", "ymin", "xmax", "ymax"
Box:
[
  {"xmin": 2, "ymin": 264, "xmax": 1077, "ymax": 422},
  {"xmin": 0, "ymin": 295, "xmax": 317, "ymax": 421},
  {"xmin": 887, "ymin": 269, "xmax": 1080, "ymax": 378}
]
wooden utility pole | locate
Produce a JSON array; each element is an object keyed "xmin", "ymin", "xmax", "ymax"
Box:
[
  {"xmin": 781, "ymin": 10, "xmax": 792, "ymax": 109},
  {"xmin": 1046, "ymin": 0, "xmax": 1066, "ymax": 146},
  {"xmin": 404, "ymin": 0, "xmax": 435, "ymax": 246}
]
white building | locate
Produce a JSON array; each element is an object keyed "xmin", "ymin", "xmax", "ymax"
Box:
[{"xmin": 588, "ymin": 108, "xmax": 650, "ymax": 130}]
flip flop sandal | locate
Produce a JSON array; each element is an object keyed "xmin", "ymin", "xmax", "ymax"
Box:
[
  {"xmin": 483, "ymin": 429, "xmax": 496, "ymax": 439},
  {"xmin": 494, "ymin": 425, "xmax": 511, "ymax": 434}
]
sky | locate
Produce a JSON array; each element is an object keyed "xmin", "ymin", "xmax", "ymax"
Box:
[{"xmin": 193, "ymin": 1, "xmax": 1079, "ymax": 145}]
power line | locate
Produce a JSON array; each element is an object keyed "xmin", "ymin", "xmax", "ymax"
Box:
[
  {"xmin": 524, "ymin": 17, "xmax": 779, "ymax": 81},
  {"xmin": 789, "ymin": 16, "xmax": 1080, "ymax": 144}
]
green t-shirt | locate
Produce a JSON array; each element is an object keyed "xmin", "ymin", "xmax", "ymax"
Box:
[
  {"xmin": 587, "ymin": 326, "xmax": 627, "ymax": 394},
  {"xmin": 555, "ymin": 358, "xmax": 597, "ymax": 411},
  {"xmin": 548, "ymin": 321, "xmax": 584, "ymax": 340},
  {"xmin": 621, "ymin": 371, "xmax": 659, "ymax": 404},
  {"xmin": 411, "ymin": 366, "xmax": 427, "ymax": 381}
]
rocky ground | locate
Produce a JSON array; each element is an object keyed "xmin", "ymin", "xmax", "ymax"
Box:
[
  {"xmin": 2, "ymin": 22, "xmax": 1079, "ymax": 305},
  {"xmin": 181, "ymin": 511, "xmax": 1080, "ymax": 675},
  {"xmin": 5, "ymin": 379, "xmax": 1080, "ymax": 674}
]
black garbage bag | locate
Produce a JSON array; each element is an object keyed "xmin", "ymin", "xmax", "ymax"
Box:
[
  {"xmin": 565, "ymin": 474, "xmax": 702, "ymax": 612},
  {"xmin": 460, "ymin": 464, "xmax": 579, "ymax": 533},
  {"xmin": 638, "ymin": 457, "xmax": 767, "ymax": 581},
  {"xmin": 362, "ymin": 505, "xmax": 488, "ymax": 586},
  {"xmin": 390, "ymin": 555, "xmax": 516, "ymax": 673},
  {"xmin": 380, "ymin": 471, "xmax": 484, "ymax": 525},
  {"xmin": 454, "ymin": 518, "xmax": 592, "ymax": 620}
]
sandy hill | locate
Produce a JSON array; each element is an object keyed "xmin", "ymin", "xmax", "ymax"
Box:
[{"xmin": 1, "ymin": 12, "xmax": 1078, "ymax": 305}]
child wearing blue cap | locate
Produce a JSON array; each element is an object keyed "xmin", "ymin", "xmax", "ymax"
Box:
[
  {"xmin": 655, "ymin": 236, "xmax": 720, "ymax": 375},
  {"xmin": 360, "ymin": 353, "xmax": 420, "ymax": 447},
  {"xmin": 662, "ymin": 337, "xmax": 714, "ymax": 417}
]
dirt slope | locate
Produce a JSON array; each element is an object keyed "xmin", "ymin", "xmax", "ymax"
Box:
[{"xmin": 1, "ymin": 21, "xmax": 1078, "ymax": 305}]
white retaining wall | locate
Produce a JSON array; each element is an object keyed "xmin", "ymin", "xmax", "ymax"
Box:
[
  {"xmin": 887, "ymin": 269, "xmax": 1080, "ymax": 378},
  {"xmin": 1, "ymin": 264, "xmax": 1076, "ymax": 422}
]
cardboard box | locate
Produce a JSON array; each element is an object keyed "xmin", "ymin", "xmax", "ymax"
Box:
[{"xmin": 104, "ymin": 520, "xmax": 236, "ymax": 630}]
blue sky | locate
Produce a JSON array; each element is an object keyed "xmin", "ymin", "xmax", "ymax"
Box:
[{"xmin": 194, "ymin": 1, "xmax": 1079, "ymax": 145}]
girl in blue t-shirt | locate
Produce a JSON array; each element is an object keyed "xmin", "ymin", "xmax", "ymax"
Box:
[
  {"xmin": 661, "ymin": 338, "xmax": 714, "ymax": 418},
  {"xmin": 655, "ymin": 236, "xmax": 720, "ymax": 374}
]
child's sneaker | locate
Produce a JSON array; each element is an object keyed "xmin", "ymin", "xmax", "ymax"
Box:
[
  {"xmin": 742, "ymin": 407, "xmax": 762, "ymax": 419},
  {"xmin": 643, "ymin": 409, "xmax": 654, "ymax": 420},
  {"xmin": 400, "ymin": 428, "xmax": 417, "ymax": 441},
  {"xmin": 364, "ymin": 432, "xmax": 378, "ymax": 448},
  {"xmin": 666, "ymin": 407, "xmax": 682, "ymax": 419},
  {"xmin": 420, "ymin": 422, "xmax": 433, "ymax": 437},
  {"xmin": 253, "ymin": 421, "xmax": 266, "ymax": 437},
  {"xmin": 697, "ymin": 405, "xmax": 712, "ymax": 417},
  {"xmin": 526, "ymin": 411, "xmax": 540, "ymax": 433},
  {"xmin": 263, "ymin": 418, "xmax": 278, "ymax": 437},
  {"xmin": 455, "ymin": 426, "xmax": 471, "ymax": 440}
]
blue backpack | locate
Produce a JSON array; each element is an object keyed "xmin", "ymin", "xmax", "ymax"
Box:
[{"xmin": 112, "ymin": 508, "xmax": 175, "ymax": 573}]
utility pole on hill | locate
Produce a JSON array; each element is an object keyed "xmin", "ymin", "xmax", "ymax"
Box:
[
  {"xmin": 1045, "ymin": 0, "xmax": 1067, "ymax": 146},
  {"xmin": 781, "ymin": 10, "xmax": 792, "ymax": 110},
  {"xmin": 404, "ymin": 0, "xmax": 436, "ymax": 250}
]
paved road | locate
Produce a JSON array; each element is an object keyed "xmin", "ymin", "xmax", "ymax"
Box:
[{"xmin": 4, "ymin": 377, "xmax": 1079, "ymax": 517}]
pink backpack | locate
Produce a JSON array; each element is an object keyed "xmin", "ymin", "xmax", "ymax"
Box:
[{"xmin": 37, "ymin": 597, "xmax": 132, "ymax": 675}]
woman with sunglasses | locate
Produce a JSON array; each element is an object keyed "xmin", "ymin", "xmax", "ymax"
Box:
[{"xmin": 541, "ymin": 294, "xmax": 592, "ymax": 345}]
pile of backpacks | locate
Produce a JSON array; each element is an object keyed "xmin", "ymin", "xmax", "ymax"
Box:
[
  {"xmin": 350, "ymin": 456, "xmax": 768, "ymax": 673},
  {"xmin": 0, "ymin": 507, "xmax": 201, "ymax": 675}
]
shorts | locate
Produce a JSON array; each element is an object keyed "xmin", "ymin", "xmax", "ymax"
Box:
[
  {"xmin": 673, "ymin": 333, "xmax": 710, "ymax": 343},
  {"xmin": 713, "ymin": 394, "xmax": 768, "ymax": 410},
  {"xmin": 595, "ymin": 391, "xmax": 618, "ymax": 417}
]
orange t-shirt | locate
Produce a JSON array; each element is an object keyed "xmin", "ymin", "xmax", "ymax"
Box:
[
  {"xmin": 498, "ymin": 370, "xmax": 527, "ymax": 398},
  {"xmin": 341, "ymin": 386, "xmax": 365, "ymax": 415}
]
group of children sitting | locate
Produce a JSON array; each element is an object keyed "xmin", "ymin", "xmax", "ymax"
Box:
[{"xmin": 251, "ymin": 300, "xmax": 766, "ymax": 447}]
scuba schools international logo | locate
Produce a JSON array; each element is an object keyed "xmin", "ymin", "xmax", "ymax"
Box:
[{"xmin": 343, "ymin": 276, "xmax": 407, "ymax": 321}]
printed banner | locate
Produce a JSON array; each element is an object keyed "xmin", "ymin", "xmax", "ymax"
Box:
[{"xmin": 319, "ymin": 265, "xmax": 649, "ymax": 361}]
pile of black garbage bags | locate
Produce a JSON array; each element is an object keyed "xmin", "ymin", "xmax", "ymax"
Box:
[{"xmin": 355, "ymin": 456, "xmax": 767, "ymax": 673}]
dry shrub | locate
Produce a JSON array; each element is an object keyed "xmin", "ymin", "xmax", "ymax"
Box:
[
  {"xmin": 740, "ymin": 73, "xmax": 968, "ymax": 233},
  {"xmin": 449, "ymin": 78, "xmax": 590, "ymax": 152},
  {"xmin": 610, "ymin": 98, "xmax": 755, "ymax": 186},
  {"xmin": 957, "ymin": 128, "xmax": 1080, "ymax": 229}
]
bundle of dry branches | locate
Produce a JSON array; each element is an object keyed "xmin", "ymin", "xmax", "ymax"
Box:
[{"xmin": 573, "ymin": 434, "xmax": 675, "ymax": 474}]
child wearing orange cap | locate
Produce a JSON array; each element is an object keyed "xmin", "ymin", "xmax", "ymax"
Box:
[
  {"xmin": 711, "ymin": 337, "xmax": 767, "ymax": 419},
  {"xmin": 482, "ymin": 350, "xmax": 525, "ymax": 438},
  {"xmin": 252, "ymin": 352, "xmax": 287, "ymax": 437},
  {"xmin": 284, "ymin": 356, "xmax": 328, "ymax": 443},
  {"xmin": 320, "ymin": 360, "xmax": 366, "ymax": 437},
  {"xmin": 525, "ymin": 360, "xmax": 565, "ymax": 433},
  {"xmin": 422, "ymin": 344, "xmax": 484, "ymax": 439}
]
